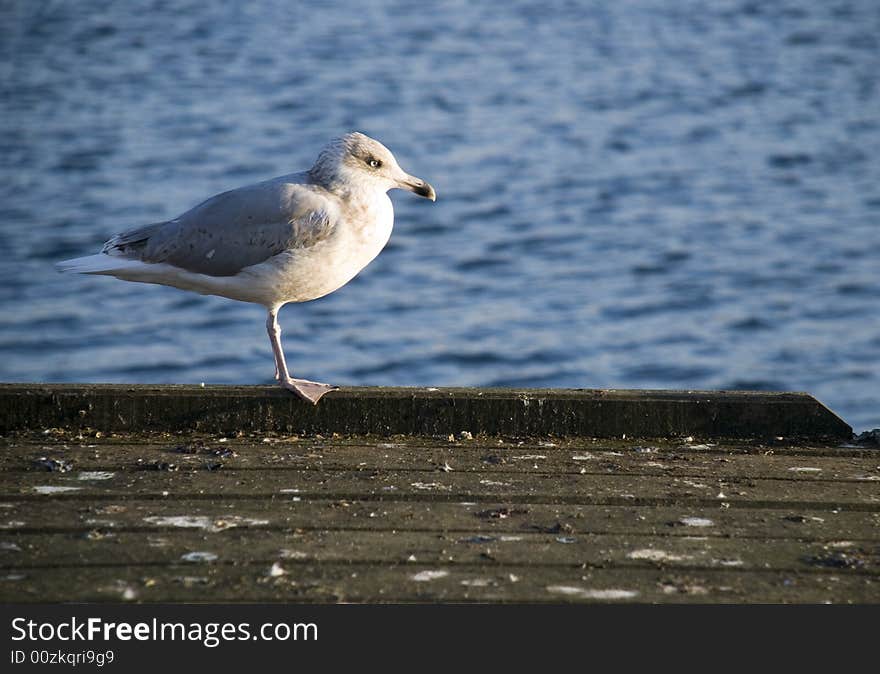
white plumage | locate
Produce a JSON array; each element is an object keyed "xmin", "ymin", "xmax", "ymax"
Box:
[{"xmin": 58, "ymin": 132, "xmax": 436, "ymax": 404}]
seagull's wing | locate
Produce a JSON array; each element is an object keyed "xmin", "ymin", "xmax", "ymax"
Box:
[{"xmin": 102, "ymin": 173, "xmax": 338, "ymax": 277}]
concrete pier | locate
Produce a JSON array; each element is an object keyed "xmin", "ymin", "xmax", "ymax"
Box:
[
  {"xmin": 1, "ymin": 384, "xmax": 876, "ymax": 603},
  {"xmin": 0, "ymin": 384, "xmax": 853, "ymax": 439}
]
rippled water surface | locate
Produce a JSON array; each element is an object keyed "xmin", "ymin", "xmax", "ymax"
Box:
[{"xmin": 1, "ymin": 1, "xmax": 878, "ymax": 430}]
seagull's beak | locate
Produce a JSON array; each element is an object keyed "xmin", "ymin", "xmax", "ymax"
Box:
[{"xmin": 397, "ymin": 174, "xmax": 436, "ymax": 201}]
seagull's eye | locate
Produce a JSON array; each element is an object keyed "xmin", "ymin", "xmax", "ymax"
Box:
[{"xmin": 368, "ymin": 158, "xmax": 382, "ymax": 168}]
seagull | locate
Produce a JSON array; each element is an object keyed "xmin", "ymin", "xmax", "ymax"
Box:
[{"xmin": 57, "ymin": 132, "xmax": 436, "ymax": 404}]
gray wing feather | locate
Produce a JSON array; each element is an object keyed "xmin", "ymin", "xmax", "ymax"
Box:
[
  {"xmin": 102, "ymin": 173, "xmax": 338, "ymax": 277},
  {"xmin": 101, "ymin": 221, "xmax": 167, "ymax": 255}
]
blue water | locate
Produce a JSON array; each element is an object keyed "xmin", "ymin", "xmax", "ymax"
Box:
[{"xmin": 1, "ymin": 0, "xmax": 878, "ymax": 431}]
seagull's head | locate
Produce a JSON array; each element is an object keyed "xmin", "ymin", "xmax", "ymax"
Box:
[{"xmin": 310, "ymin": 132, "xmax": 436, "ymax": 201}]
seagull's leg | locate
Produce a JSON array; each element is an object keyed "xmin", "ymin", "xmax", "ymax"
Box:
[
  {"xmin": 266, "ymin": 308, "xmax": 338, "ymax": 405},
  {"xmin": 266, "ymin": 309, "xmax": 287, "ymax": 383}
]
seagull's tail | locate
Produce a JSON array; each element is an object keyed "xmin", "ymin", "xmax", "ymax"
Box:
[{"xmin": 56, "ymin": 254, "xmax": 132, "ymax": 276}]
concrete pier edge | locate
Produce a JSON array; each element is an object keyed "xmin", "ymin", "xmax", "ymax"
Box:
[{"xmin": 0, "ymin": 384, "xmax": 853, "ymax": 440}]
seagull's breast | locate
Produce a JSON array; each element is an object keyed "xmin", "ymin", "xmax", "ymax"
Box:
[
  {"xmin": 243, "ymin": 190, "xmax": 395, "ymax": 306},
  {"xmin": 347, "ymin": 191, "xmax": 394, "ymax": 267}
]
